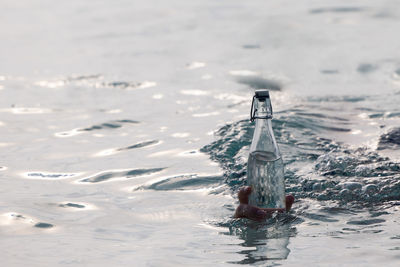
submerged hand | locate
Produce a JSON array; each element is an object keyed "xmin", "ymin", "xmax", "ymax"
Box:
[{"xmin": 234, "ymin": 186, "xmax": 294, "ymax": 221}]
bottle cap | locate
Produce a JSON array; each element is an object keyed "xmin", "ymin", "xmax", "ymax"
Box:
[
  {"xmin": 255, "ymin": 89, "xmax": 270, "ymax": 98},
  {"xmin": 250, "ymin": 89, "xmax": 273, "ymax": 122}
]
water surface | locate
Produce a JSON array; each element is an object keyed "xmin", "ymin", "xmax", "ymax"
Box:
[{"xmin": 1, "ymin": 0, "xmax": 400, "ymax": 266}]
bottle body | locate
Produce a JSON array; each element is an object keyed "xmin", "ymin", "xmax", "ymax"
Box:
[
  {"xmin": 247, "ymin": 150, "xmax": 285, "ymax": 209},
  {"xmin": 247, "ymin": 90, "xmax": 285, "ymax": 209}
]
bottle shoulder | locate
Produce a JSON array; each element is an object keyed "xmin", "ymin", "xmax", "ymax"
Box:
[{"xmin": 248, "ymin": 150, "xmax": 282, "ymax": 162}]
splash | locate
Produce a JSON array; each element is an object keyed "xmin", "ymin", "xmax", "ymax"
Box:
[{"xmin": 201, "ymin": 110, "xmax": 400, "ymax": 207}]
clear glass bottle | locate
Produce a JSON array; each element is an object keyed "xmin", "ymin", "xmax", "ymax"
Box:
[{"xmin": 247, "ymin": 89, "xmax": 285, "ymax": 209}]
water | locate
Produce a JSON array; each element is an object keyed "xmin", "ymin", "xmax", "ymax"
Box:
[
  {"xmin": 1, "ymin": 0, "xmax": 400, "ymax": 266},
  {"xmin": 247, "ymin": 151, "xmax": 286, "ymax": 209}
]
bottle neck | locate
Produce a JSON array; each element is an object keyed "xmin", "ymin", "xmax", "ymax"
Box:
[{"xmin": 249, "ymin": 97, "xmax": 280, "ymax": 157}]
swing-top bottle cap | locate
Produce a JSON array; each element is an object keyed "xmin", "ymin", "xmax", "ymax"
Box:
[
  {"xmin": 250, "ymin": 89, "xmax": 272, "ymax": 121},
  {"xmin": 254, "ymin": 89, "xmax": 270, "ymax": 99}
]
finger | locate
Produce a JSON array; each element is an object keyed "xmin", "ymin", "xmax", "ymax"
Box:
[
  {"xmin": 238, "ymin": 186, "xmax": 252, "ymax": 204},
  {"xmin": 235, "ymin": 204, "xmax": 269, "ymax": 221},
  {"xmin": 234, "ymin": 204, "xmax": 246, "ymax": 219},
  {"xmin": 285, "ymin": 195, "xmax": 294, "ymax": 212},
  {"xmin": 244, "ymin": 205, "xmax": 268, "ymax": 221},
  {"xmin": 250, "ymin": 207, "xmax": 268, "ymax": 221}
]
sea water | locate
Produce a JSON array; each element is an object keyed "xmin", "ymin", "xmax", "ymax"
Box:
[
  {"xmin": 247, "ymin": 151, "xmax": 286, "ymax": 209},
  {"xmin": 1, "ymin": 0, "xmax": 400, "ymax": 266}
]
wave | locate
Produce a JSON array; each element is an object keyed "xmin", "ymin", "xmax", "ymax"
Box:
[{"xmin": 201, "ymin": 111, "xmax": 400, "ymax": 207}]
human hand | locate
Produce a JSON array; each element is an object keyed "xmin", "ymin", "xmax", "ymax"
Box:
[{"xmin": 234, "ymin": 186, "xmax": 294, "ymax": 221}]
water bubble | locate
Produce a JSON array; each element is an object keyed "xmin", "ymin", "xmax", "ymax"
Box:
[
  {"xmin": 362, "ymin": 184, "xmax": 378, "ymax": 195},
  {"xmin": 342, "ymin": 182, "xmax": 362, "ymax": 191}
]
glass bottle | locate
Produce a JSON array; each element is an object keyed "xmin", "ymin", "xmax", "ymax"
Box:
[{"xmin": 247, "ymin": 89, "xmax": 285, "ymax": 209}]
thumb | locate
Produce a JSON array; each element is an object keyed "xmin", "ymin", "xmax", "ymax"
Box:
[{"xmin": 238, "ymin": 186, "xmax": 252, "ymax": 204}]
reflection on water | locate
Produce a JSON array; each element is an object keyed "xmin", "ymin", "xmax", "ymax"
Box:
[
  {"xmin": 1, "ymin": 212, "xmax": 55, "ymax": 231},
  {"xmin": 78, "ymin": 168, "xmax": 165, "ymax": 183},
  {"xmin": 222, "ymin": 215, "xmax": 295, "ymax": 264},
  {"xmin": 55, "ymin": 119, "xmax": 140, "ymax": 137}
]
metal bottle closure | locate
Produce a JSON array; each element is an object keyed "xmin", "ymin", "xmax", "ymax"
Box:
[{"xmin": 250, "ymin": 90, "xmax": 273, "ymax": 122}]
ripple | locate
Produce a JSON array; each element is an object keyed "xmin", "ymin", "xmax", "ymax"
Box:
[
  {"xmin": 94, "ymin": 140, "xmax": 160, "ymax": 156},
  {"xmin": 23, "ymin": 172, "xmax": 81, "ymax": 180},
  {"xmin": 220, "ymin": 217, "xmax": 295, "ymax": 263},
  {"xmin": 307, "ymin": 95, "xmax": 368, "ymax": 103},
  {"xmin": 81, "ymin": 119, "xmax": 139, "ymax": 131},
  {"xmin": 242, "ymin": 44, "xmax": 260, "ymax": 49},
  {"xmin": 201, "ymin": 115, "xmax": 344, "ymax": 188},
  {"xmin": 378, "ymin": 127, "xmax": 400, "ymax": 150},
  {"xmin": 347, "ymin": 219, "xmax": 385, "ymax": 225},
  {"xmin": 357, "ymin": 63, "xmax": 378, "ymax": 74},
  {"xmin": 34, "ymin": 222, "xmax": 54, "ymax": 229},
  {"xmin": 1, "ymin": 213, "xmax": 54, "ymax": 230},
  {"xmin": 201, "ymin": 111, "xmax": 400, "ymax": 205},
  {"xmin": 295, "ymin": 112, "xmax": 349, "ymax": 122},
  {"xmin": 58, "ymin": 202, "xmax": 96, "ymax": 211},
  {"xmin": 55, "ymin": 119, "xmax": 139, "ymax": 137},
  {"xmin": 106, "ymin": 80, "xmax": 156, "ymax": 90},
  {"xmin": 386, "ymin": 112, "xmax": 400, "ymax": 118},
  {"xmin": 35, "ymin": 75, "xmax": 156, "ymax": 91},
  {"xmin": 314, "ymin": 151, "xmax": 387, "ymax": 177},
  {"xmin": 59, "ymin": 203, "xmax": 85, "ymax": 209},
  {"xmin": 55, "ymin": 201, "xmax": 98, "ymax": 212},
  {"xmin": 321, "ymin": 69, "xmax": 339, "ymax": 74},
  {"xmin": 68, "ymin": 74, "xmax": 102, "ymax": 81},
  {"xmin": 310, "ymin": 7, "xmax": 365, "ymax": 14},
  {"xmin": 78, "ymin": 168, "xmax": 165, "ymax": 183},
  {"xmin": 178, "ymin": 150, "xmax": 202, "ymax": 157},
  {"xmin": 302, "ymin": 212, "xmax": 339, "ymax": 222},
  {"xmin": 35, "ymin": 75, "xmax": 102, "ymax": 89},
  {"xmin": 4, "ymin": 213, "xmax": 29, "ymax": 222},
  {"xmin": 137, "ymin": 174, "xmax": 223, "ymax": 191}
]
